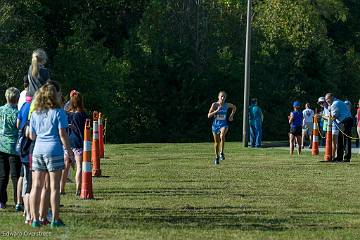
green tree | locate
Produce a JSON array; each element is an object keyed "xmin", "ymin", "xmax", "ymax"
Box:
[{"xmin": 0, "ymin": 0, "xmax": 45, "ymax": 99}]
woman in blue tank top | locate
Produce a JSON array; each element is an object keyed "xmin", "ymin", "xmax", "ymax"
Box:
[
  {"xmin": 288, "ymin": 101, "xmax": 303, "ymax": 155},
  {"xmin": 208, "ymin": 91, "xmax": 236, "ymax": 165}
]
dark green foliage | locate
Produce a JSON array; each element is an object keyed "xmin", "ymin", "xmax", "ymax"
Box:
[
  {"xmin": 0, "ymin": 0, "xmax": 45, "ymax": 96},
  {"xmin": 0, "ymin": 0, "xmax": 359, "ymax": 142}
]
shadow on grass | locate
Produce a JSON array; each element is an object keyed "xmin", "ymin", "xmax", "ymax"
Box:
[
  {"xmin": 65, "ymin": 205, "xmax": 352, "ymax": 232},
  {"xmin": 65, "ymin": 205, "xmax": 291, "ymax": 231},
  {"xmin": 96, "ymin": 187, "xmax": 224, "ymax": 197},
  {"xmin": 93, "ymin": 175, "xmax": 111, "ymax": 178},
  {"xmin": 261, "ymin": 141, "xmax": 288, "ymax": 148}
]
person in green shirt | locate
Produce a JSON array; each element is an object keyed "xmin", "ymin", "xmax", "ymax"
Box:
[{"xmin": 0, "ymin": 87, "xmax": 20, "ymax": 209}]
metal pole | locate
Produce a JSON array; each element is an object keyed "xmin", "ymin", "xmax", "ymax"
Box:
[{"xmin": 242, "ymin": 0, "xmax": 252, "ymax": 147}]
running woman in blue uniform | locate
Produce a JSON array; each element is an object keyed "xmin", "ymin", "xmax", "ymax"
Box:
[{"xmin": 208, "ymin": 91, "xmax": 236, "ymax": 165}]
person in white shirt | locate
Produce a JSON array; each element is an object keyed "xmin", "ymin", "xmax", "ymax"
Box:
[
  {"xmin": 17, "ymin": 76, "xmax": 29, "ymax": 110},
  {"xmin": 302, "ymin": 103, "xmax": 314, "ymax": 149}
]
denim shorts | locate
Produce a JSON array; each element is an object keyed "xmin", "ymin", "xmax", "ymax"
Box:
[
  {"xmin": 32, "ymin": 154, "xmax": 65, "ymax": 172},
  {"xmin": 21, "ymin": 163, "xmax": 31, "ymax": 196}
]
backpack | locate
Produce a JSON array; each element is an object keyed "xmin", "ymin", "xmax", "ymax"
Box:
[{"xmin": 16, "ymin": 120, "xmax": 33, "ymax": 157}]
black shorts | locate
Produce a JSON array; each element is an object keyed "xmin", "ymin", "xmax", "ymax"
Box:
[
  {"xmin": 20, "ymin": 165, "xmax": 25, "ymax": 177},
  {"xmin": 289, "ymin": 126, "xmax": 302, "ymax": 136}
]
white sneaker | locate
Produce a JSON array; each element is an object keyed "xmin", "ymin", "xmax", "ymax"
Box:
[{"xmin": 24, "ymin": 214, "xmax": 31, "ymax": 224}]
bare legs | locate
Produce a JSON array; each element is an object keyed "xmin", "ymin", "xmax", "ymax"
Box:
[
  {"xmin": 212, "ymin": 133, "xmax": 220, "ymax": 158},
  {"xmin": 212, "ymin": 127, "xmax": 228, "ymax": 158},
  {"xmin": 220, "ymin": 127, "xmax": 228, "ymax": 155},
  {"xmin": 30, "ymin": 171, "xmax": 46, "ymax": 221},
  {"xmin": 16, "ymin": 176, "xmax": 23, "ymax": 207},
  {"xmin": 30, "ymin": 171, "xmax": 62, "ymax": 222},
  {"xmin": 332, "ymin": 134, "xmax": 338, "ymax": 159},
  {"xmin": 39, "ymin": 174, "xmax": 50, "ymax": 221},
  {"xmin": 49, "ymin": 171, "xmax": 62, "ymax": 221},
  {"xmin": 290, "ymin": 134, "xmax": 302, "ymax": 155},
  {"xmin": 301, "ymin": 130, "xmax": 312, "ymax": 149},
  {"xmin": 75, "ymin": 154, "xmax": 82, "ymax": 195},
  {"xmin": 60, "ymin": 155, "xmax": 71, "ymax": 194}
]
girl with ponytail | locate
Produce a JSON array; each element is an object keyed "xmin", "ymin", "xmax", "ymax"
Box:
[{"xmin": 27, "ymin": 49, "xmax": 50, "ymax": 97}]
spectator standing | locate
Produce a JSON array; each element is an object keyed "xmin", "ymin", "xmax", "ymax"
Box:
[
  {"xmin": 18, "ymin": 76, "xmax": 29, "ymax": 111},
  {"xmin": 325, "ymin": 93, "xmax": 353, "ymax": 162},
  {"xmin": 302, "ymin": 103, "xmax": 314, "ymax": 149},
  {"xmin": 288, "ymin": 101, "xmax": 303, "ymax": 155},
  {"xmin": 249, "ymin": 98, "xmax": 263, "ymax": 148},
  {"xmin": 27, "ymin": 49, "xmax": 50, "ymax": 97},
  {"xmin": 0, "ymin": 87, "xmax": 21, "ymax": 209},
  {"xmin": 29, "ymin": 83, "xmax": 74, "ymax": 227}
]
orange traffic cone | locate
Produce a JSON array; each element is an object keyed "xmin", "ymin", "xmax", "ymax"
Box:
[
  {"xmin": 92, "ymin": 111, "xmax": 101, "ymax": 177},
  {"xmin": 98, "ymin": 112, "xmax": 104, "ymax": 159},
  {"xmin": 324, "ymin": 115, "xmax": 332, "ymax": 161},
  {"xmin": 81, "ymin": 119, "xmax": 93, "ymax": 199},
  {"xmin": 312, "ymin": 111, "xmax": 319, "ymax": 156}
]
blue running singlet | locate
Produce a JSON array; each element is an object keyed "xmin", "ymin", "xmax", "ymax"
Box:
[
  {"xmin": 290, "ymin": 110, "xmax": 302, "ymax": 128},
  {"xmin": 212, "ymin": 103, "xmax": 229, "ymax": 134}
]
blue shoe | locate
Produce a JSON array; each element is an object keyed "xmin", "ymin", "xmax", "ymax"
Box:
[
  {"xmin": 0, "ymin": 202, "xmax": 6, "ymax": 209},
  {"xmin": 214, "ymin": 157, "xmax": 220, "ymax": 165},
  {"xmin": 32, "ymin": 220, "xmax": 41, "ymax": 228},
  {"xmin": 51, "ymin": 219, "xmax": 65, "ymax": 228},
  {"xmin": 219, "ymin": 153, "xmax": 225, "ymax": 161},
  {"xmin": 47, "ymin": 210, "xmax": 53, "ymax": 222},
  {"xmin": 15, "ymin": 203, "xmax": 24, "ymax": 212}
]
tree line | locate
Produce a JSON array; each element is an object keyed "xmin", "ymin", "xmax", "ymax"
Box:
[{"xmin": 1, "ymin": 0, "xmax": 359, "ymax": 143}]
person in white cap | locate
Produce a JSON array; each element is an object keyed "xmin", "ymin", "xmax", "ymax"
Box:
[{"xmin": 325, "ymin": 93, "xmax": 353, "ymax": 162}]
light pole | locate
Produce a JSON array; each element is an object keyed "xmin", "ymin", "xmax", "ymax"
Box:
[{"xmin": 242, "ymin": 0, "xmax": 252, "ymax": 147}]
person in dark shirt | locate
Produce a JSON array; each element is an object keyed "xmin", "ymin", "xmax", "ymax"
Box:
[
  {"xmin": 62, "ymin": 90, "xmax": 87, "ymax": 196},
  {"xmin": 27, "ymin": 49, "xmax": 50, "ymax": 97},
  {"xmin": 288, "ymin": 101, "xmax": 303, "ymax": 155}
]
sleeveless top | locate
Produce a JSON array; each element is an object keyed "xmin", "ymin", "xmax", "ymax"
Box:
[
  {"xmin": 290, "ymin": 110, "xmax": 302, "ymax": 128},
  {"xmin": 213, "ymin": 103, "xmax": 228, "ymax": 126}
]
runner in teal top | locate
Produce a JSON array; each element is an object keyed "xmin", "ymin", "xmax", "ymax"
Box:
[{"xmin": 208, "ymin": 91, "xmax": 236, "ymax": 165}]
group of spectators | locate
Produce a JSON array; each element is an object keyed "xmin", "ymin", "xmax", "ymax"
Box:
[
  {"xmin": 288, "ymin": 93, "xmax": 359, "ymax": 161},
  {"xmin": 0, "ymin": 49, "xmax": 87, "ymax": 228}
]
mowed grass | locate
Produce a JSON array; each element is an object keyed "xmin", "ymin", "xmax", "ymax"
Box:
[{"xmin": 1, "ymin": 142, "xmax": 360, "ymax": 239}]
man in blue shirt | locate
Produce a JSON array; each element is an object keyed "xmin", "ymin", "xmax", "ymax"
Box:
[
  {"xmin": 249, "ymin": 98, "xmax": 263, "ymax": 148},
  {"xmin": 325, "ymin": 93, "xmax": 353, "ymax": 162}
]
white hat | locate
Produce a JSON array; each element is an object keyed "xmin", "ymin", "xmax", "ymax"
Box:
[{"xmin": 317, "ymin": 97, "xmax": 325, "ymax": 103}]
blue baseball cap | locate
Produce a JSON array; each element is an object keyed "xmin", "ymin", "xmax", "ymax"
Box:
[{"xmin": 293, "ymin": 101, "xmax": 301, "ymax": 107}]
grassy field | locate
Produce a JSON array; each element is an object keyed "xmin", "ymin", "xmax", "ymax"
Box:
[{"xmin": 1, "ymin": 142, "xmax": 360, "ymax": 239}]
